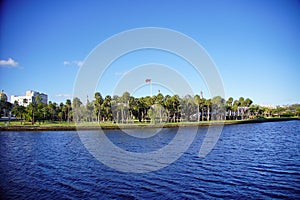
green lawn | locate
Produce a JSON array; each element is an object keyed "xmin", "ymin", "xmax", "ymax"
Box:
[{"xmin": 0, "ymin": 117, "xmax": 298, "ymax": 128}]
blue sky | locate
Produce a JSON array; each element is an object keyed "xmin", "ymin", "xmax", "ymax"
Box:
[{"xmin": 0, "ymin": 0, "xmax": 299, "ymax": 106}]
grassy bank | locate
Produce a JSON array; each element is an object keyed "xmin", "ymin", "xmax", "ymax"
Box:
[{"xmin": 0, "ymin": 117, "xmax": 299, "ymax": 131}]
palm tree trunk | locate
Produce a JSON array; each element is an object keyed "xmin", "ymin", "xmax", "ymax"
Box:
[
  {"xmin": 207, "ymin": 107, "xmax": 210, "ymax": 121},
  {"xmin": 197, "ymin": 105, "xmax": 200, "ymax": 122},
  {"xmin": 67, "ymin": 107, "xmax": 70, "ymax": 123},
  {"xmin": 121, "ymin": 108, "xmax": 124, "ymax": 124},
  {"xmin": 32, "ymin": 108, "xmax": 35, "ymax": 125},
  {"xmin": 98, "ymin": 107, "xmax": 101, "ymax": 123},
  {"xmin": 160, "ymin": 107, "xmax": 162, "ymax": 123}
]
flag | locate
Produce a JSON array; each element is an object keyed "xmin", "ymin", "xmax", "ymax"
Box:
[{"xmin": 145, "ymin": 79, "xmax": 151, "ymax": 83}]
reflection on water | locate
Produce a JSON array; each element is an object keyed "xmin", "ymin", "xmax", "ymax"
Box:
[{"xmin": 0, "ymin": 120, "xmax": 299, "ymax": 199}]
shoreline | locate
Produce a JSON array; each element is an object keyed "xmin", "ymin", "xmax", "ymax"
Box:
[{"xmin": 0, "ymin": 117, "xmax": 299, "ymax": 131}]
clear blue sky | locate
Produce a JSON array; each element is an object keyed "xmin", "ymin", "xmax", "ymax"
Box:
[{"xmin": 0, "ymin": 0, "xmax": 299, "ymax": 106}]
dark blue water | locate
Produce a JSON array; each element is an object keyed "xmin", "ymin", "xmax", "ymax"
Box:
[{"xmin": 1, "ymin": 120, "xmax": 299, "ymax": 199}]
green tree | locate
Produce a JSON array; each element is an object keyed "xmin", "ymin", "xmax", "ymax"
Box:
[
  {"xmin": 26, "ymin": 94, "xmax": 43, "ymax": 125},
  {"xmin": 66, "ymin": 99, "xmax": 72, "ymax": 123},
  {"xmin": 233, "ymin": 100, "xmax": 240, "ymax": 120},
  {"xmin": 137, "ymin": 97, "xmax": 146, "ymax": 122},
  {"xmin": 274, "ymin": 106, "xmax": 285, "ymax": 118},
  {"xmin": 73, "ymin": 97, "xmax": 82, "ymax": 123},
  {"xmin": 11, "ymin": 101, "xmax": 26, "ymax": 124},
  {"xmin": 194, "ymin": 95, "xmax": 201, "ymax": 122},
  {"xmin": 249, "ymin": 104, "xmax": 259, "ymax": 118},
  {"xmin": 59, "ymin": 102, "xmax": 65, "ymax": 122},
  {"xmin": 181, "ymin": 95, "xmax": 194, "ymax": 122},
  {"xmin": 94, "ymin": 92, "xmax": 103, "ymax": 123},
  {"xmin": 244, "ymin": 98, "xmax": 253, "ymax": 118},
  {"xmin": 211, "ymin": 96, "xmax": 225, "ymax": 120},
  {"xmin": 170, "ymin": 95, "xmax": 180, "ymax": 122},
  {"xmin": 164, "ymin": 95, "xmax": 173, "ymax": 122},
  {"xmin": 296, "ymin": 106, "xmax": 300, "ymax": 117},
  {"xmin": 121, "ymin": 92, "xmax": 131, "ymax": 123},
  {"xmin": 239, "ymin": 97, "xmax": 245, "ymax": 107},
  {"xmin": 244, "ymin": 98, "xmax": 253, "ymax": 107},
  {"xmin": 144, "ymin": 95, "xmax": 154, "ymax": 121},
  {"xmin": 226, "ymin": 97, "xmax": 233, "ymax": 120},
  {"xmin": 155, "ymin": 93, "xmax": 164, "ymax": 123},
  {"xmin": 48, "ymin": 101, "xmax": 57, "ymax": 121},
  {"xmin": 86, "ymin": 100, "xmax": 94, "ymax": 122},
  {"xmin": 128, "ymin": 96, "xmax": 138, "ymax": 121},
  {"xmin": 41, "ymin": 105, "xmax": 49, "ymax": 122},
  {"xmin": 103, "ymin": 95, "xmax": 112, "ymax": 121},
  {"xmin": 0, "ymin": 97, "xmax": 12, "ymax": 118},
  {"xmin": 205, "ymin": 99, "xmax": 212, "ymax": 121}
]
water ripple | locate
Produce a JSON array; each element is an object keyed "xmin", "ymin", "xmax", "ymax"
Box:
[{"xmin": 0, "ymin": 121, "xmax": 300, "ymax": 199}]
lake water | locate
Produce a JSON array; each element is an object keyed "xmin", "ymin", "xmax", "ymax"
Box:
[{"xmin": 1, "ymin": 120, "xmax": 299, "ymax": 199}]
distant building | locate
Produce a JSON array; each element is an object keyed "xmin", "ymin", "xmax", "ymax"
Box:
[
  {"xmin": 11, "ymin": 90, "xmax": 48, "ymax": 107},
  {"xmin": 259, "ymin": 104, "xmax": 275, "ymax": 109}
]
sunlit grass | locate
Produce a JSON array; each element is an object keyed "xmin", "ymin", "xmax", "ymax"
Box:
[{"xmin": 0, "ymin": 117, "xmax": 298, "ymax": 128}]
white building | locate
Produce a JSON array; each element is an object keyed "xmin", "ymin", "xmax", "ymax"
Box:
[{"xmin": 11, "ymin": 90, "xmax": 48, "ymax": 107}]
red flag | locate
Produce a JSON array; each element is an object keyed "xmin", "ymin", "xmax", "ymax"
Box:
[{"xmin": 145, "ymin": 79, "xmax": 151, "ymax": 83}]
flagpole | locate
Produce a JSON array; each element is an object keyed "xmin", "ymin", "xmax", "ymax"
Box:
[{"xmin": 145, "ymin": 79, "xmax": 152, "ymax": 96}]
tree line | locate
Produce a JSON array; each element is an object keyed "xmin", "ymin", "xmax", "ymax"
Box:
[{"xmin": 1, "ymin": 92, "xmax": 299, "ymax": 125}]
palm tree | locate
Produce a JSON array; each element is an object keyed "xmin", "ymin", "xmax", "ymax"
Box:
[
  {"xmin": 137, "ymin": 97, "xmax": 146, "ymax": 122},
  {"xmin": 48, "ymin": 101, "xmax": 57, "ymax": 121},
  {"xmin": 198, "ymin": 97, "xmax": 206, "ymax": 121},
  {"xmin": 94, "ymin": 92, "xmax": 103, "ymax": 123},
  {"xmin": 111, "ymin": 94, "xmax": 125, "ymax": 123},
  {"xmin": 66, "ymin": 99, "xmax": 72, "ymax": 123},
  {"xmin": 72, "ymin": 97, "xmax": 82, "ymax": 123},
  {"xmin": 144, "ymin": 96, "xmax": 154, "ymax": 122},
  {"xmin": 205, "ymin": 99, "xmax": 211, "ymax": 121},
  {"xmin": 233, "ymin": 100, "xmax": 240, "ymax": 120},
  {"xmin": 129, "ymin": 96, "xmax": 139, "ymax": 123},
  {"xmin": 244, "ymin": 98, "xmax": 253, "ymax": 119},
  {"xmin": 27, "ymin": 94, "xmax": 42, "ymax": 125},
  {"xmin": 181, "ymin": 95, "xmax": 194, "ymax": 122},
  {"xmin": 23, "ymin": 98, "xmax": 28, "ymax": 106},
  {"xmin": 171, "ymin": 95, "xmax": 180, "ymax": 122},
  {"xmin": 103, "ymin": 95, "xmax": 112, "ymax": 122},
  {"xmin": 86, "ymin": 100, "xmax": 94, "ymax": 122},
  {"xmin": 249, "ymin": 104, "xmax": 260, "ymax": 118},
  {"xmin": 121, "ymin": 92, "xmax": 130, "ymax": 123},
  {"xmin": 238, "ymin": 97, "xmax": 245, "ymax": 119},
  {"xmin": 226, "ymin": 97, "xmax": 233, "ymax": 120},
  {"xmin": 27, "ymin": 103, "xmax": 35, "ymax": 125},
  {"xmin": 11, "ymin": 101, "xmax": 25, "ymax": 124},
  {"xmin": 155, "ymin": 93, "xmax": 164, "ymax": 123},
  {"xmin": 59, "ymin": 102, "xmax": 65, "ymax": 121},
  {"xmin": 164, "ymin": 95, "xmax": 172, "ymax": 122},
  {"xmin": 194, "ymin": 95, "xmax": 201, "ymax": 122},
  {"xmin": 41, "ymin": 106, "xmax": 48, "ymax": 123}
]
